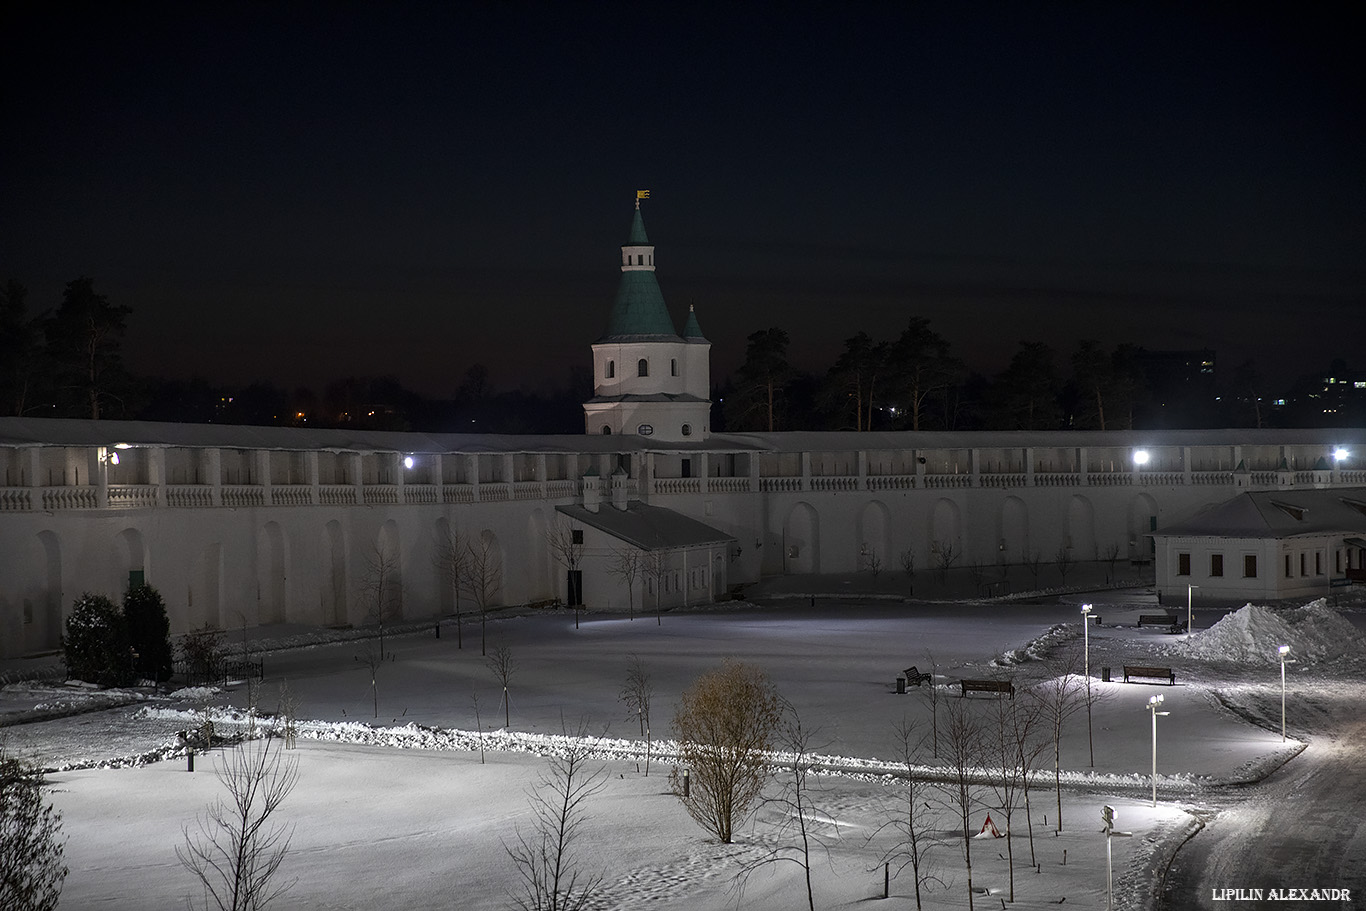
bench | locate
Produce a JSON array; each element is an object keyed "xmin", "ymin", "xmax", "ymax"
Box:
[
  {"xmin": 903, "ymin": 666, "xmax": 933, "ymax": 687},
  {"xmin": 1137, "ymin": 613, "xmax": 1186, "ymax": 633},
  {"xmin": 1123, "ymin": 665, "xmax": 1175, "ymax": 685},
  {"xmin": 959, "ymin": 678, "xmax": 1014, "ymax": 699}
]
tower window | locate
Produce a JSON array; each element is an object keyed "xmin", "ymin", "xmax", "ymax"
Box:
[
  {"xmin": 601, "ymin": 425, "xmax": 612, "ymax": 435},
  {"xmin": 637, "ymin": 254, "xmax": 643, "ymax": 265},
  {"xmin": 681, "ymin": 424, "xmax": 692, "ymax": 437},
  {"xmin": 606, "ymin": 360, "xmax": 615, "ymax": 378},
  {"xmin": 638, "ymin": 359, "xmax": 648, "ymax": 377},
  {"xmin": 671, "ymin": 358, "xmax": 678, "ymax": 376}
]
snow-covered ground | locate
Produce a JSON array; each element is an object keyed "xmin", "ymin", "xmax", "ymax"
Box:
[{"xmin": 3, "ymin": 585, "xmax": 1363, "ymax": 910}]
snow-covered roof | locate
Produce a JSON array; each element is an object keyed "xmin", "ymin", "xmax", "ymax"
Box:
[
  {"xmin": 715, "ymin": 428, "xmax": 1366, "ymax": 452},
  {"xmin": 555, "ymin": 502, "xmax": 733, "ymax": 551},
  {"xmin": 1152, "ymin": 487, "xmax": 1366, "ymax": 539}
]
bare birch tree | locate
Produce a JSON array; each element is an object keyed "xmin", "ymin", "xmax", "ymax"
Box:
[
  {"xmin": 619, "ymin": 655, "xmax": 653, "ymax": 775},
  {"xmin": 1053, "ymin": 543, "xmax": 1074, "ymax": 585},
  {"xmin": 868, "ymin": 718, "xmax": 944, "ymax": 910},
  {"xmin": 178, "ymin": 738, "xmax": 299, "ymax": 911},
  {"xmin": 933, "ymin": 541, "xmax": 959, "ymax": 583},
  {"xmin": 939, "ymin": 698, "xmax": 985, "ymax": 911},
  {"xmin": 460, "ymin": 532, "xmax": 503, "ymax": 656},
  {"xmin": 505, "ymin": 726, "xmax": 608, "ymax": 911},
  {"xmin": 1037, "ymin": 657, "xmax": 1087, "ymax": 832},
  {"xmin": 607, "ymin": 548, "xmax": 642, "ymax": 620},
  {"xmin": 643, "ymin": 550, "xmax": 668, "ymax": 626},
  {"xmin": 487, "ymin": 644, "xmax": 515, "ymax": 728},
  {"xmin": 433, "ymin": 525, "xmax": 471, "ymax": 648},
  {"xmin": 359, "ymin": 542, "xmax": 402, "ymax": 659},
  {"xmin": 544, "ymin": 517, "xmax": 584, "ymax": 628}
]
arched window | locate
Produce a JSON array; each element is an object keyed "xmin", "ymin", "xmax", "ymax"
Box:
[
  {"xmin": 637, "ymin": 359, "xmax": 649, "ymax": 377},
  {"xmin": 600, "ymin": 425, "xmax": 612, "ymax": 435},
  {"xmin": 670, "ymin": 358, "xmax": 678, "ymax": 376},
  {"xmin": 606, "ymin": 360, "xmax": 615, "ymax": 378}
]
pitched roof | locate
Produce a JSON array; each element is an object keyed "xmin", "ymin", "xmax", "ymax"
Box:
[
  {"xmin": 1152, "ymin": 487, "xmax": 1366, "ymax": 539},
  {"xmin": 681, "ymin": 305, "xmax": 707, "ymax": 341},
  {"xmin": 626, "ymin": 208, "xmax": 649, "ymax": 245},
  {"xmin": 556, "ymin": 502, "xmax": 734, "ymax": 551}
]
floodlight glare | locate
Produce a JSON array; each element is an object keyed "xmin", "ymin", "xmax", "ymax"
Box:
[
  {"xmin": 1333, "ymin": 448, "xmax": 1349, "ymax": 462},
  {"xmin": 403, "ymin": 456, "xmax": 415, "ymax": 470},
  {"xmin": 1133, "ymin": 449, "xmax": 1150, "ymax": 466}
]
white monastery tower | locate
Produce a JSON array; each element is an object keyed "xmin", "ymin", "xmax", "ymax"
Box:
[{"xmin": 583, "ymin": 194, "xmax": 712, "ymax": 441}]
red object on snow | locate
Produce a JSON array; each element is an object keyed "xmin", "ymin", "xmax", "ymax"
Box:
[{"xmin": 978, "ymin": 814, "xmax": 1003, "ymax": 837}]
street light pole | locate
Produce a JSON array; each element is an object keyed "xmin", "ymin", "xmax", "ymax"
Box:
[
  {"xmin": 1187, "ymin": 584, "xmax": 1198, "ymax": 634},
  {"xmin": 1148, "ymin": 694, "xmax": 1169, "ymax": 807},
  {"xmin": 1081, "ymin": 603, "xmax": 1095, "ymax": 766},
  {"xmin": 1279, "ymin": 645, "xmax": 1290, "ymax": 742}
]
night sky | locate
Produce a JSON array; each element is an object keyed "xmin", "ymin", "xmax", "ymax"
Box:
[{"xmin": 4, "ymin": 3, "xmax": 1362, "ymax": 398}]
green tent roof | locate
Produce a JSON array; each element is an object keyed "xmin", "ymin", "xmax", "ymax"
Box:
[
  {"xmin": 627, "ymin": 208, "xmax": 650, "ymax": 245},
  {"xmin": 681, "ymin": 306, "xmax": 707, "ymax": 341},
  {"xmin": 601, "ymin": 271, "xmax": 678, "ymax": 339}
]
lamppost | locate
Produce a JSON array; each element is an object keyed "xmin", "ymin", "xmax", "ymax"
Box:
[
  {"xmin": 1279, "ymin": 645, "xmax": 1290, "ymax": 742},
  {"xmin": 1186, "ymin": 584, "xmax": 1198, "ymax": 635},
  {"xmin": 1081, "ymin": 603, "xmax": 1095, "ymax": 766},
  {"xmin": 1148, "ymin": 694, "xmax": 1169, "ymax": 807},
  {"xmin": 1100, "ymin": 805, "xmax": 1131, "ymax": 911}
]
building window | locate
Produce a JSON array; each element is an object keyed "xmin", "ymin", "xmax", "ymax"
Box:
[
  {"xmin": 1210, "ymin": 554, "xmax": 1223, "ymax": 577},
  {"xmin": 637, "ymin": 359, "xmax": 648, "ymax": 377},
  {"xmin": 606, "ymin": 360, "xmax": 615, "ymax": 378},
  {"xmin": 637, "ymin": 254, "xmax": 643, "ymax": 265},
  {"xmin": 671, "ymin": 358, "xmax": 678, "ymax": 376},
  {"xmin": 1177, "ymin": 553, "xmax": 1191, "ymax": 576},
  {"xmin": 681, "ymin": 458, "xmax": 692, "ymax": 478},
  {"xmin": 1300, "ymin": 553, "xmax": 1306, "ymax": 576},
  {"xmin": 1315, "ymin": 551, "xmax": 1323, "ymax": 575},
  {"xmin": 1285, "ymin": 554, "xmax": 1293, "ymax": 578},
  {"xmin": 681, "ymin": 424, "xmax": 692, "ymax": 436},
  {"xmin": 1336, "ymin": 550, "xmax": 1342, "ymax": 574},
  {"xmin": 600, "ymin": 425, "xmax": 612, "ymax": 435},
  {"xmin": 1244, "ymin": 555, "xmax": 1257, "ymax": 578},
  {"xmin": 571, "ymin": 529, "xmax": 583, "ymax": 545}
]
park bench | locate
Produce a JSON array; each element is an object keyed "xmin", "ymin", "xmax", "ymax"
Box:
[
  {"xmin": 903, "ymin": 666, "xmax": 933, "ymax": 687},
  {"xmin": 1123, "ymin": 665, "xmax": 1176, "ymax": 685},
  {"xmin": 959, "ymin": 678, "xmax": 1014, "ymax": 699},
  {"xmin": 1137, "ymin": 613, "xmax": 1186, "ymax": 633}
]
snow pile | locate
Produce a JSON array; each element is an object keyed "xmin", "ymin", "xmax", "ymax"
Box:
[
  {"xmin": 1166, "ymin": 599, "xmax": 1366, "ymax": 665},
  {"xmin": 989, "ymin": 622, "xmax": 1077, "ymax": 666},
  {"xmin": 166, "ymin": 685, "xmax": 221, "ymax": 702}
]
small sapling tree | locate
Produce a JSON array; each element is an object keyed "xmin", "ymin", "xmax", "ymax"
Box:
[
  {"xmin": 359, "ymin": 542, "xmax": 403, "ymax": 659},
  {"xmin": 460, "ymin": 532, "xmax": 503, "ymax": 656},
  {"xmin": 619, "ymin": 655, "xmax": 654, "ymax": 775},
  {"xmin": 487, "ymin": 645, "xmax": 515, "ymax": 728},
  {"xmin": 671, "ymin": 660, "xmax": 782, "ymax": 844},
  {"xmin": 606, "ymin": 548, "xmax": 642, "ymax": 620},
  {"xmin": 1, "ymin": 746, "xmax": 68, "ymax": 911},
  {"xmin": 433, "ymin": 525, "xmax": 471, "ymax": 648}
]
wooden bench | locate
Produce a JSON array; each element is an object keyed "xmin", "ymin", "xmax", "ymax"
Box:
[
  {"xmin": 1137, "ymin": 613, "xmax": 1186, "ymax": 633},
  {"xmin": 960, "ymin": 678, "xmax": 1014, "ymax": 699},
  {"xmin": 1123, "ymin": 665, "xmax": 1176, "ymax": 685},
  {"xmin": 903, "ymin": 666, "xmax": 933, "ymax": 687}
]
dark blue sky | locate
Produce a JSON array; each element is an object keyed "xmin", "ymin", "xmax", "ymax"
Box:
[{"xmin": 4, "ymin": 3, "xmax": 1362, "ymax": 396}]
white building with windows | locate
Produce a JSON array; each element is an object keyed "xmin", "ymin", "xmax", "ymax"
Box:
[{"xmin": 1, "ymin": 199, "xmax": 1364, "ymax": 660}]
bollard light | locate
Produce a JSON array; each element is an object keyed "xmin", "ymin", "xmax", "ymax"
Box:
[{"xmin": 1278, "ymin": 645, "xmax": 1291, "ymax": 742}]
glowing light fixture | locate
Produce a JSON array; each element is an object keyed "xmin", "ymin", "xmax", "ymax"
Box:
[
  {"xmin": 403, "ymin": 456, "xmax": 415, "ymax": 470},
  {"xmin": 1132, "ymin": 449, "xmax": 1150, "ymax": 466},
  {"xmin": 1333, "ymin": 448, "xmax": 1349, "ymax": 462}
]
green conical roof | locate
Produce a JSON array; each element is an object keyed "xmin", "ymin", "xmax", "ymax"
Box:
[
  {"xmin": 602, "ymin": 271, "xmax": 678, "ymax": 338},
  {"xmin": 627, "ymin": 208, "xmax": 649, "ymax": 245},
  {"xmin": 682, "ymin": 304, "xmax": 707, "ymax": 341}
]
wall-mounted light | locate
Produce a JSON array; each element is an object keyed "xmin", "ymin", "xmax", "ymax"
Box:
[
  {"xmin": 1332, "ymin": 448, "xmax": 1349, "ymax": 462},
  {"xmin": 403, "ymin": 456, "xmax": 415, "ymax": 470},
  {"xmin": 1133, "ymin": 449, "xmax": 1150, "ymax": 466}
]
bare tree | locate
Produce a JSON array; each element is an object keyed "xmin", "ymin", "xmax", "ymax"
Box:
[
  {"xmin": 737, "ymin": 708, "xmax": 831, "ymax": 911},
  {"xmin": 487, "ymin": 645, "xmax": 516, "ymax": 728},
  {"xmin": 938, "ymin": 698, "xmax": 986, "ymax": 911},
  {"xmin": 544, "ymin": 517, "xmax": 585, "ymax": 628},
  {"xmin": 863, "ymin": 548, "xmax": 883, "ymax": 579},
  {"xmin": 275, "ymin": 681, "xmax": 300, "ymax": 750},
  {"xmin": 900, "ymin": 547, "xmax": 916, "ymax": 581},
  {"xmin": 606, "ymin": 548, "xmax": 642, "ymax": 620},
  {"xmin": 460, "ymin": 533, "xmax": 504, "ymax": 656},
  {"xmin": 504, "ymin": 725, "xmax": 608, "ymax": 911},
  {"xmin": 359, "ymin": 542, "xmax": 403, "ymax": 660},
  {"xmin": 355, "ymin": 640, "xmax": 387, "ymax": 719},
  {"xmin": 1102, "ymin": 541, "xmax": 1121, "ymax": 583},
  {"xmin": 933, "ymin": 540, "xmax": 959, "ymax": 583},
  {"xmin": 619, "ymin": 655, "xmax": 654, "ymax": 776},
  {"xmin": 1012, "ymin": 690, "xmax": 1052, "ymax": 868},
  {"xmin": 967, "ymin": 559, "xmax": 985, "ymax": 595},
  {"xmin": 868, "ymin": 718, "xmax": 944, "ymax": 910},
  {"xmin": 921, "ymin": 650, "xmax": 941, "ymax": 759},
  {"xmin": 1023, "ymin": 550, "xmax": 1043, "ymax": 588},
  {"xmin": 1053, "ymin": 543, "xmax": 1073, "ymax": 585},
  {"xmin": 671, "ymin": 660, "xmax": 782, "ymax": 844},
  {"xmin": 985, "ymin": 692, "xmax": 1039, "ymax": 901},
  {"xmin": 642, "ymin": 550, "xmax": 668, "ymax": 626},
  {"xmin": 1, "ymin": 747, "xmax": 68, "ymax": 911},
  {"xmin": 1037, "ymin": 657, "xmax": 1087, "ymax": 831},
  {"xmin": 178, "ymin": 738, "xmax": 299, "ymax": 911},
  {"xmin": 433, "ymin": 525, "xmax": 471, "ymax": 648},
  {"xmin": 472, "ymin": 691, "xmax": 486, "ymax": 765}
]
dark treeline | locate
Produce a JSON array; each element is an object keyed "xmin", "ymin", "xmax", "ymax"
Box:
[{"xmin": 2, "ymin": 279, "xmax": 1359, "ymax": 432}]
